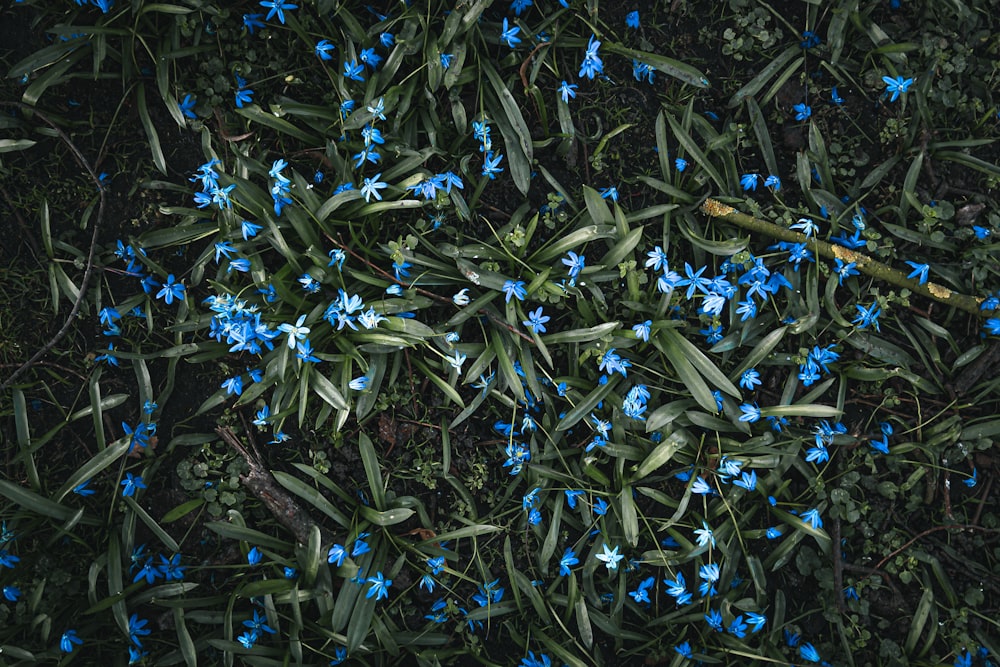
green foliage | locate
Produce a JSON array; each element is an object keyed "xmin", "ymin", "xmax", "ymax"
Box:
[{"xmin": 2, "ymin": 0, "xmax": 1000, "ymax": 665}]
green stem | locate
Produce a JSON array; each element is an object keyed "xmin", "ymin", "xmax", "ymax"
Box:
[{"xmin": 700, "ymin": 198, "xmax": 985, "ymax": 317}]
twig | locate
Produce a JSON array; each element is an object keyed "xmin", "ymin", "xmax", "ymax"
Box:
[
  {"xmin": 701, "ymin": 198, "xmax": 987, "ymax": 316},
  {"xmin": 0, "ymin": 102, "xmax": 105, "ymax": 392},
  {"xmin": 216, "ymin": 426, "xmax": 334, "ymax": 546},
  {"xmin": 873, "ymin": 523, "xmax": 1000, "ymax": 571}
]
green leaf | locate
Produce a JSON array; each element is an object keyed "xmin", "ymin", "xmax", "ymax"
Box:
[
  {"xmin": 205, "ymin": 521, "xmax": 291, "ymax": 551},
  {"xmin": 632, "ymin": 430, "xmax": 689, "ymax": 481},
  {"xmin": 236, "ymin": 105, "xmax": 320, "ymax": 144},
  {"xmin": 666, "ymin": 111, "xmax": 725, "ymax": 190},
  {"xmin": 124, "ymin": 496, "xmax": 181, "ymax": 553},
  {"xmin": 481, "ymin": 61, "xmax": 533, "ymax": 195},
  {"xmin": 55, "ymin": 435, "xmax": 131, "ymax": 502},
  {"xmin": 530, "ymin": 225, "xmax": 616, "ymax": 263},
  {"xmin": 0, "ymin": 138, "xmax": 37, "ymax": 153},
  {"xmin": 542, "ymin": 321, "xmax": 620, "ymax": 345},
  {"xmin": 905, "ymin": 586, "xmax": 934, "ymax": 654},
  {"xmin": 603, "ymin": 43, "xmax": 710, "ymax": 88},
  {"xmin": 0, "ymin": 478, "xmax": 79, "ymax": 522},
  {"xmin": 419, "ymin": 523, "xmax": 500, "ymax": 544},
  {"xmin": 728, "ymin": 46, "xmax": 799, "ymax": 107},
  {"xmin": 309, "ymin": 370, "xmax": 348, "ymax": 411},
  {"xmin": 137, "ymin": 83, "xmax": 167, "ymax": 175},
  {"xmin": 358, "ymin": 506, "xmax": 415, "ymax": 526},
  {"xmin": 272, "ymin": 471, "xmax": 352, "ymax": 528},
  {"xmin": 762, "ymin": 404, "xmax": 841, "ymax": 418},
  {"xmin": 555, "ymin": 375, "xmax": 620, "ymax": 432},
  {"xmin": 358, "ymin": 432, "xmax": 385, "ymax": 510}
]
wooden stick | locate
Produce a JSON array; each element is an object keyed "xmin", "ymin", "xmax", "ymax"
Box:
[{"xmin": 701, "ymin": 198, "xmax": 986, "ymax": 316}]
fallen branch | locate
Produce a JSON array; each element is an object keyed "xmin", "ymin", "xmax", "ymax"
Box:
[
  {"xmin": 216, "ymin": 426, "xmax": 334, "ymax": 546},
  {"xmin": 701, "ymin": 198, "xmax": 986, "ymax": 316}
]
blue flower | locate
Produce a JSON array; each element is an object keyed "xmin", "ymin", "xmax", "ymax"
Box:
[
  {"xmin": 800, "ymin": 31, "xmax": 820, "ymax": 48},
  {"xmin": 327, "ymin": 543, "xmax": 346, "ymax": 567},
  {"xmin": 801, "ymin": 507, "xmax": 823, "ymax": 529},
  {"xmin": 243, "ymin": 609, "xmax": 276, "ymax": 636},
  {"xmin": 600, "ymin": 185, "xmax": 619, "ymax": 202},
  {"xmin": 221, "ymin": 375, "xmax": 243, "ymax": 396},
  {"xmin": 882, "ymin": 75, "xmax": 914, "ymax": 102},
  {"xmin": 905, "ymin": 261, "xmax": 929, "ymax": 285},
  {"xmin": 562, "ymin": 251, "xmax": 586, "ymax": 280},
  {"xmin": 482, "ymin": 151, "xmax": 504, "ymax": 178},
  {"xmin": 579, "ymin": 35, "xmax": 603, "ymax": 79},
  {"xmin": 694, "ymin": 521, "xmax": 715, "ymax": 548},
  {"xmin": 510, "ymin": 0, "xmax": 532, "ymax": 15},
  {"xmin": 739, "ymin": 403, "xmax": 761, "ymax": 423},
  {"xmin": 799, "ymin": 642, "xmax": 821, "ymax": 663},
  {"xmin": 558, "ymin": 80, "xmax": 578, "ymax": 103},
  {"xmin": 675, "ymin": 157, "xmax": 688, "ymax": 172},
  {"xmin": 625, "ymin": 10, "xmax": 639, "ymax": 28},
  {"xmin": 740, "ymin": 173, "xmax": 759, "ymax": 191},
  {"xmin": 259, "ymin": 0, "xmax": 296, "ymax": 24},
  {"xmin": 632, "ymin": 320, "xmax": 651, "ymax": 342},
  {"xmin": 360, "ymin": 173, "xmax": 388, "ymax": 202},
  {"xmin": 366, "ymin": 571, "xmax": 392, "ymax": 600},
  {"xmin": 595, "ymin": 543, "xmax": 624, "ymax": 570},
  {"xmin": 834, "ymin": 258, "xmax": 859, "ymax": 285},
  {"xmin": 739, "ymin": 368, "xmax": 762, "ymax": 390},
  {"xmin": 128, "ymin": 614, "xmax": 151, "ymax": 647},
  {"xmin": 733, "ymin": 470, "xmax": 757, "ymax": 491},
  {"xmin": 500, "ymin": 18, "xmax": 521, "ymax": 48},
  {"xmin": 629, "ymin": 576, "xmax": 655, "ymax": 603},
  {"xmin": 315, "ymin": 39, "xmax": 335, "ymax": 60},
  {"xmin": 278, "ymin": 314, "xmax": 310, "ymax": 349},
  {"xmin": 158, "ymin": 553, "xmax": 186, "ymax": 581},
  {"xmin": 853, "ymin": 302, "xmax": 881, "ymax": 331},
  {"xmin": 502, "ymin": 279, "xmax": 527, "ymax": 303},
  {"xmin": 178, "ymin": 94, "xmax": 197, "ymax": 119},
  {"xmin": 964, "ymin": 467, "xmax": 978, "ymax": 488},
  {"xmin": 73, "ymin": 480, "xmax": 96, "ymax": 496},
  {"xmin": 60, "ymin": 629, "xmax": 83, "ymax": 653},
  {"xmin": 440, "ymin": 53, "xmax": 456, "ymax": 69},
  {"xmin": 675, "ymin": 642, "xmax": 693, "ymax": 659},
  {"xmin": 343, "ymin": 59, "xmax": 365, "ymax": 81},
  {"xmin": 121, "ymin": 472, "xmax": 146, "ymax": 497},
  {"xmin": 593, "ymin": 497, "xmax": 609, "ymax": 515},
  {"xmin": 831, "ymin": 86, "xmax": 844, "ymax": 105},
  {"xmin": 247, "ymin": 546, "xmax": 263, "ymax": 565},
  {"xmin": 793, "ymin": 103, "xmax": 812, "ymax": 121},
  {"xmin": 3, "ymin": 585, "xmax": 20, "ymax": 601},
  {"xmin": 242, "ymin": 13, "xmax": 265, "ymax": 34},
  {"xmin": 234, "ymin": 88, "xmax": 254, "ymax": 108},
  {"xmin": 522, "ymin": 307, "xmax": 550, "ymax": 334},
  {"xmin": 764, "ymin": 174, "xmax": 781, "ymax": 190},
  {"xmin": 156, "ymin": 274, "xmax": 185, "ymax": 304}
]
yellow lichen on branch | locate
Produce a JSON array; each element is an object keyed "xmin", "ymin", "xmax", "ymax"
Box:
[{"xmin": 699, "ymin": 198, "xmax": 985, "ymax": 317}]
